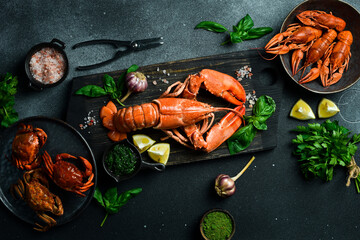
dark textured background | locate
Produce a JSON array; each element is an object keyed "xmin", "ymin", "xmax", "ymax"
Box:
[{"xmin": 1, "ymin": 0, "xmax": 360, "ymax": 239}]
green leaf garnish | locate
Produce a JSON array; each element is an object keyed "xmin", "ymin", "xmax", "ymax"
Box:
[
  {"xmin": 94, "ymin": 187, "xmax": 142, "ymax": 227},
  {"xmin": 0, "ymin": 73, "xmax": 18, "ymax": 128},
  {"xmin": 195, "ymin": 14, "xmax": 272, "ymax": 45},
  {"xmin": 227, "ymin": 95, "xmax": 276, "ymax": 154}
]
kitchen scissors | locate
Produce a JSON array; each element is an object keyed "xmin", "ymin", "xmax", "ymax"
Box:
[{"xmin": 72, "ymin": 37, "xmax": 164, "ymax": 70}]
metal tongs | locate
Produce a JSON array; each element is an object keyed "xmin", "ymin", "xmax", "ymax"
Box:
[{"xmin": 72, "ymin": 37, "xmax": 164, "ymax": 70}]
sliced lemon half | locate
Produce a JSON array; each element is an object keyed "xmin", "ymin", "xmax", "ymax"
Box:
[
  {"xmin": 132, "ymin": 134, "xmax": 156, "ymax": 153},
  {"xmin": 147, "ymin": 143, "xmax": 170, "ymax": 165},
  {"xmin": 290, "ymin": 99, "xmax": 316, "ymax": 120},
  {"xmin": 318, "ymin": 98, "xmax": 340, "ymax": 118}
]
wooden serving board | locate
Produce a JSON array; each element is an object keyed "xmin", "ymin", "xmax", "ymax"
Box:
[{"xmin": 66, "ymin": 50, "xmax": 283, "ymax": 165}]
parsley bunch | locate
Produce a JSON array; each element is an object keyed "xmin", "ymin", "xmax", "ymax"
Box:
[
  {"xmin": 0, "ymin": 73, "xmax": 18, "ymax": 128},
  {"xmin": 292, "ymin": 120, "xmax": 360, "ymax": 184}
]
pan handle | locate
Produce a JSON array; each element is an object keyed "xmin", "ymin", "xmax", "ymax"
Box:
[{"xmin": 141, "ymin": 161, "xmax": 166, "ymax": 172}]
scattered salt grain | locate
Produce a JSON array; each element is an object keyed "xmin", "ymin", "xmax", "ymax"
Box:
[
  {"xmin": 79, "ymin": 110, "xmax": 98, "ymax": 130},
  {"xmin": 246, "ymin": 90, "xmax": 258, "ymax": 108},
  {"xmin": 152, "ymin": 80, "xmax": 157, "ymax": 85},
  {"xmin": 235, "ymin": 65, "xmax": 253, "ymax": 81}
]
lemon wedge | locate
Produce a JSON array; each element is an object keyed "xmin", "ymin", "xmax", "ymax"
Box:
[
  {"xmin": 132, "ymin": 134, "xmax": 156, "ymax": 153},
  {"xmin": 318, "ymin": 98, "xmax": 340, "ymax": 118},
  {"xmin": 147, "ymin": 143, "xmax": 170, "ymax": 165},
  {"xmin": 290, "ymin": 99, "xmax": 316, "ymax": 120}
]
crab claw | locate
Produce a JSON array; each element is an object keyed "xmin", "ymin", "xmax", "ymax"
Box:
[{"xmin": 198, "ymin": 69, "xmax": 246, "ymax": 106}]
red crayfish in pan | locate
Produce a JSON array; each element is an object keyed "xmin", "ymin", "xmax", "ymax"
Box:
[{"xmin": 265, "ymin": 10, "xmax": 352, "ymax": 87}]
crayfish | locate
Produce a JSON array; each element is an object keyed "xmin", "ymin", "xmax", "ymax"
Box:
[
  {"xmin": 11, "ymin": 123, "xmax": 47, "ymax": 170},
  {"xmin": 100, "ymin": 69, "xmax": 246, "ymax": 153},
  {"xmin": 11, "ymin": 169, "xmax": 64, "ymax": 232},
  {"xmin": 264, "ymin": 10, "xmax": 352, "ymax": 87}
]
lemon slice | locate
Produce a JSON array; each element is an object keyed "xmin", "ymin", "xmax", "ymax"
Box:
[
  {"xmin": 290, "ymin": 99, "xmax": 316, "ymax": 120},
  {"xmin": 132, "ymin": 134, "xmax": 156, "ymax": 153},
  {"xmin": 318, "ymin": 98, "xmax": 340, "ymax": 118},
  {"xmin": 147, "ymin": 143, "xmax": 170, "ymax": 165}
]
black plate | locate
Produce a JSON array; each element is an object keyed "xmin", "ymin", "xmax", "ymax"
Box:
[
  {"xmin": 280, "ymin": 0, "xmax": 360, "ymax": 94},
  {"xmin": 0, "ymin": 116, "xmax": 97, "ymax": 228}
]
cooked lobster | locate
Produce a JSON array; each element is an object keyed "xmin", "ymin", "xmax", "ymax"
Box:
[{"xmin": 100, "ymin": 69, "xmax": 246, "ymax": 153}]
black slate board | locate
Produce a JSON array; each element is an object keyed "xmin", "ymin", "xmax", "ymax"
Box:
[{"xmin": 66, "ymin": 50, "xmax": 283, "ymax": 165}]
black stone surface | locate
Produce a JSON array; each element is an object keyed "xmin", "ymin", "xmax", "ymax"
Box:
[{"xmin": 1, "ymin": 0, "xmax": 360, "ymax": 239}]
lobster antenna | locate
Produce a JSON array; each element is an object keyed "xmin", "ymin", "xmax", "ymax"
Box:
[{"xmin": 213, "ymin": 107, "xmax": 244, "ymax": 117}]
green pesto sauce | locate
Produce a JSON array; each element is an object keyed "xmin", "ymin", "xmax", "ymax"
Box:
[
  {"xmin": 105, "ymin": 144, "xmax": 137, "ymax": 176},
  {"xmin": 202, "ymin": 211, "xmax": 233, "ymax": 240}
]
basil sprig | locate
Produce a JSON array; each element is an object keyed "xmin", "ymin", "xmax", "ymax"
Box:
[
  {"xmin": 75, "ymin": 64, "xmax": 139, "ymax": 105},
  {"xmin": 94, "ymin": 186, "xmax": 142, "ymax": 227},
  {"xmin": 227, "ymin": 95, "xmax": 276, "ymax": 154},
  {"xmin": 195, "ymin": 14, "xmax": 272, "ymax": 45}
]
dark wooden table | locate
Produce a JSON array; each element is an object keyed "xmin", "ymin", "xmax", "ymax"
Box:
[{"xmin": 1, "ymin": 0, "xmax": 360, "ymax": 239}]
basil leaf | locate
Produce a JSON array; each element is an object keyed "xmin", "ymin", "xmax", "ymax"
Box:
[
  {"xmin": 93, "ymin": 187, "xmax": 105, "ymax": 207},
  {"xmin": 75, "ymin": 85, "xmax": 107, "ymax": 97},
  {"xmin": 253, "ymin": 95, "xmax": 276, "ymax": 117},
  {"xmin": 195, "ymin": 21, "xmax": 228, "ymax": 33},
  {"xmin": 253, "ymin": 119, "xmax": 267, "ymax": 131},
  {"xmin": 103, "ymin": 74, "xmax": 117, "ymax": 94},
  {"xmin": 236, "ymin": 14, "xmax": 254, "ymax": 32},
  {"xmin": 227, "ymin": 124, "xmax": 257, "ymax": 154},
  {"xmin": 127, "ymin": 64, "xmax": 139, "ymax": 73},
  {"xmin": 230, "ymin": 32, "xmax": 243, "ymax": 44},
  {"xmin": 104, "ymin": 187, "xmax": 118, "ymax": 205},
  {"xmin": 116, "ymin": 188, "xmax": 142, "ymax": 205},
  {"xmin": 244, "ymin": 27, "xmax": 273, "ymax": 40}
]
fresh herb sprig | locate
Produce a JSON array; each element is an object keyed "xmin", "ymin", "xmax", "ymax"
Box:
[
  {"xmin": 227, "ymin": 95, "xmax": 276, "ymax": 154},
  {"xmin": 75, "ymin": 64, "xmax": 139, "ymax": 105},
  {"xmin": 292, "ymin": 120, "xmax": 360, "ymax": 185},
  {"xmin": 93, "ymin": 187, "xmax": 142, "ymax": 227},
  {"xmin": 195, "ymin": 14, "xmax": 273, "ymax": 45},
  {"xmin": 0, "ymin": 73, "xmax": 18, "ymax": 128}
]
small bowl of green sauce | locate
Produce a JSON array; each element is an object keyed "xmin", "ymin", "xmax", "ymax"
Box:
[
  {"xmin": 200, "ymin": 209, "xmax": 235, "ymax": 240},
  {"xmin": 102, "ymin": 139, "xmax": 165, "ymax": 182}
]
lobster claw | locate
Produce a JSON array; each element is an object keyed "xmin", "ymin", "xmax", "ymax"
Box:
[
  {"xmin": 204, "ymin": 105, "xmax": 245, "ymax": 153},
  {"xmin": 199, "ymin": 69, "xmax": 246, "ymax": 106}
]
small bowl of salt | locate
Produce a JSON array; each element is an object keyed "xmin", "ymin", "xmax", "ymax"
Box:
[{"xmin": 25, "ymin": 38, "xmax": 69, "ymax": 90}]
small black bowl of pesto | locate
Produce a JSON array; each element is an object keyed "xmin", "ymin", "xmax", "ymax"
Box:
[
  {"xmin": 102, "ymin": 139, "xmax": 165, "ymax": 182},
  {"xmin": 200, "ymin": 209, "xmax": 235, "ymax": 240}
]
